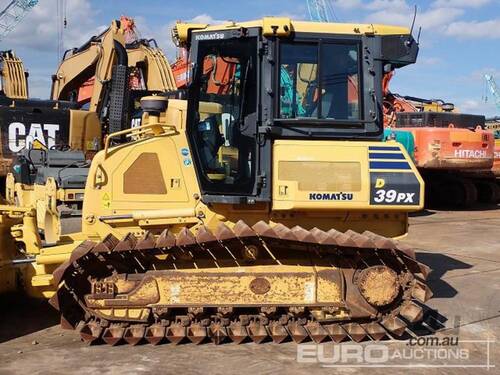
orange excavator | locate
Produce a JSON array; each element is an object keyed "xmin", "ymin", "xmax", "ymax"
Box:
[{"xmin": 383, "ymin": 72, "xmax": 497, "ymax": 207}]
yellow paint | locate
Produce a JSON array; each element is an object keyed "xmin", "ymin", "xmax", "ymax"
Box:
[
  {"xmin": 174, "ymin": 18, "xmax": 411, "ymax": 46},
  {"xmin": 102, "ymin": 192, "xmax": 111, "ymax": 209}
]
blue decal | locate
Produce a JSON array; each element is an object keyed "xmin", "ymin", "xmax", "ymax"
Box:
[
  {"xmin": 181, "ymin": 148, "xmax": 190, "ymax": 157},
  {"xmin": 369, "ymin": 146, "xmax": 400, "ymax": 151},
  {"xmin": 369, "ymin": 153, "xmax": 406, "ymax": 160},
  {"xmin": 369, "ymin": 161, "xmax": 411, "ymax": 170},
  {"xmin": 183, "ymin": 158, "xmax": 192, "ymax": 166}
]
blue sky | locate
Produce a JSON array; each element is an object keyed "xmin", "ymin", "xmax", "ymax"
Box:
[{"xmin": 1, "ymin": 0, "xmax": 499, "ymax": 117}]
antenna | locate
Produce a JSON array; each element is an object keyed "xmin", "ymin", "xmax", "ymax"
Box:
[{"xmin": 410, "ymin": 5, "xmax": 417, "ymax": 36}]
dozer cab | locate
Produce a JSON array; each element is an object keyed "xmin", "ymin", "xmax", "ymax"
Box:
[{"xmin": 18, "ymin": 18, "xmax": 431, "ymax": 345}]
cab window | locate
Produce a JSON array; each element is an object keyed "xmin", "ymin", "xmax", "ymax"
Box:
[
  {"xmin": 279, "ymin": 41, "xmax": 360, "ymax": 120},
  {"xmin": 190, "ymin": 37, "xmax": 257, "ymax": 195}
]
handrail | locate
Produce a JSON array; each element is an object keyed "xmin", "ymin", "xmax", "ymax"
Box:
[{"xmin": 104, "ymin": 122, "xmax": 177, "ymax": 159}]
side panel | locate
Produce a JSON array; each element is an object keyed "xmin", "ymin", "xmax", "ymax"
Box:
[{"xmin": 272, "ymin": 140, "xmax": 423, "ymax": 211}]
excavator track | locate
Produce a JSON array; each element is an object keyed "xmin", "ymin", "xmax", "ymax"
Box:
[{"xmin": 50, "ymin": 220, "xmax": 433, "ymax": 346}]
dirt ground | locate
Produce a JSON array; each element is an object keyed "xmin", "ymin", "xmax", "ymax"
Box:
[{"xmin": 0, "ymin": 208, "xmax": 498, "ymax": 375}]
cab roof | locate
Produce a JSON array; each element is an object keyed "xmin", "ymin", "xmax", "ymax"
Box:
[{"xmin": 174, "ymin": 17, "xmax": 412, "ymax": 46}]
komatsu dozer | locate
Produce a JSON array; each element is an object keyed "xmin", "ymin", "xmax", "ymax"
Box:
[{"xmin": 46, "ymin": 18, "xmax": 432, "ymax": 345}]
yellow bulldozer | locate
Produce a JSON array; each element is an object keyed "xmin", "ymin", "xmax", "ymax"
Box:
[{"xmin": 3, "ymin": 17, "xmax": 432, "ymax": 346}]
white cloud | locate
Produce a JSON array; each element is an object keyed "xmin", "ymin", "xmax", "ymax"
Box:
[
  {"xmin": 331, "ymin": 0, "xmax": 364, "ymax": 9},
  {"xmin": 3, "ymin": 0, "xmax": 102, "ymax": 53},
  {"xmin": 444, "ymin": 19, "xmax": 500, "ymax": 39},
  {"xmin": 465, "ymin": 67, "xmax": 500, "ymax": 85},
  {"xmin": 432, "ymin": 0, "xmax": 492, "ymax": 8},
  {"xmin": 366, "ymin": 4, "xmax": 463, "ymax": 31},
  {"xmin": 189, "ymin": 14, "xmax": 228, "ymax": 25},
  {"xmin": 341, "ymin": 0, "xmax": 493, "ymax": 42},
  {"xmin": 365, "ymin": 0, "xmax": 409, "ymax": 12},
  {"xmin": 458, "ymin": 99, "xmax": 495, "ymax": 115}
]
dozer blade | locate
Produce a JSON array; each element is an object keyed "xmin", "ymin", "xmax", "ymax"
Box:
[
  {"xmin": 268, "ymin": 322, "xmax": 289, "ymax": 344},
  {"xmin": 187, "ymin": 323, "xmax": 208, "ymax": 345},
  {"xmin": 227, "ymin": 322, "xmax": 248, "ymax": 344},
  {"xmin": 381, "ymin": 316, "xmax": 407, "ymax": 337},
  {"xmin": 248, "ymin": 321, "xmax": 269, "ymax": 344},
  {"xmin": 362, "ymin": 322, "xmax": 387, "ymax": 341},
  {"xmin": 287, "ymin": 322, "xmax": 309, "ymax": 344},
  {"xmin": 145, "ymin": 324, "xmax": 166, "ymax": 345},
  {"xmin": 324, "ymin": 324, "xmax": 348, "ymax": 343},
  {"xmin": 102, "ymin": 325, "xmax": 125, "ymax": 346},
  {"xmin": 305, "ymin": 322, "xmax": 329, "ymax": 343},
  {"xmin": 123, "ymin": 325, "xmax": 145, "ymax": 346},
  {"xmin": 166, "ymin": 323, "xmax": 186, "ymax": 345},
  {"xmin": 343, "ymin": 323, "xmax": 366, "ymax": 342},
  {"xmin": 79, "ymin": 322, "xmax": 102, "ymax": 345},
  {"xmin": 208, "ymin": 323, "xmax": 228, "ymax": 345}
]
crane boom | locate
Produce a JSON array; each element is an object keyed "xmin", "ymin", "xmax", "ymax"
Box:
[
  {"xmin": 0, "ymin": 0, "xmax": 38, "ymax": 42},
  {"xmin": 485, "ymin": 74, "xmax": 500, "ymax": 112}
]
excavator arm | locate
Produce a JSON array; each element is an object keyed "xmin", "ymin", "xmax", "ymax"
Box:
[
  {"xmin": 50, "ymin": 20, "xmax": 126, "ymax": 112},
  {"xmin": 0, "ymin": 50, "xmax": 29, "ymax": 99}
]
